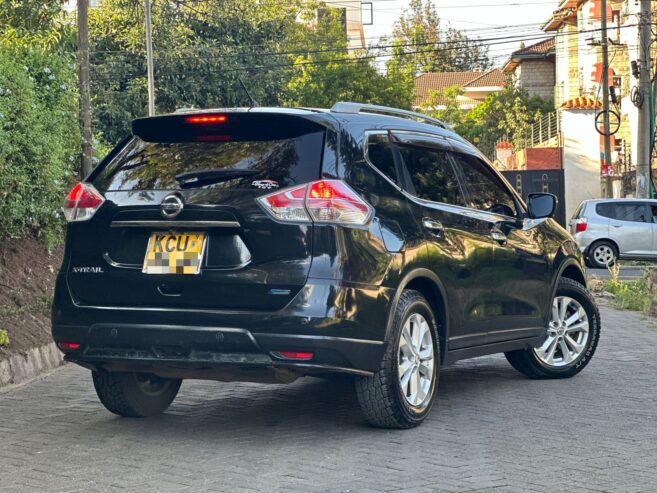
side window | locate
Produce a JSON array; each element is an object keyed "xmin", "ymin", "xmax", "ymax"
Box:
[
  {"xmin": 596, "ymin": 203, "xmax": 614, "ymax": 219},
  {"xmin": 397, "ymin": 145, "xmax": 466, "ymax": 206},
  {"xmin": 651, "ymin": 205, "xmax": 657, "ymax": 223},
  {"xmin": 365, "ymin": 134, "xmax": 398, "ymax": 184},
  {"xmin": 451, "ymin": 152, "xmax": 518, "ymax": 217},
  {"xmin": 612, "ymin": 203, "xmax": 647, "ymax": 223}
]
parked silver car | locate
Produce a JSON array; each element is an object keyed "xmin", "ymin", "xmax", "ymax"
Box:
[{"xmin": 569, "ymin": 198, "xmax": 657, "ymax": 268}]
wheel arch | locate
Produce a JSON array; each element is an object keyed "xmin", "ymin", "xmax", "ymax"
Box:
[
  {"xmin": 550, "ymin": 257, "xmax": 587, "ymax": 304},
  {"xmin": 386, "ymin": 269, "xmax": 449, "ymax": 361}
]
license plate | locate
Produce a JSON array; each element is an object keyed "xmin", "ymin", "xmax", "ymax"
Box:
[{"xmin": 142, "ymin": 232, "xmax": 206, "ymax": 275}]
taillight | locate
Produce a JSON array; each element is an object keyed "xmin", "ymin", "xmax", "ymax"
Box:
[
  {"xmin": 63, "ymin": 182, "xmax": 105, "ymax": 222},
  {"xmin": 575, "ymin": 219, "xmax": 588, "ymax": 232},
  {"xmin": 257, "ymin": 180, "xmax": 372, "ymax": 226}
]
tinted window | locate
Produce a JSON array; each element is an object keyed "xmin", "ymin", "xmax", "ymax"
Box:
[
  {"xmin": 451, "ymin": 153, "xmax": 517, "ymax": 216},
  {"xmin": 93, "ymin": 132, "xmax": 324, "ymax": 191},
  {"xmin": 365, "ymin": 134, "xmax": 398, "ymax": 184},
  {"xmin": 398, "ymin": 146, "xmax": 465, "ymax": 206},
  {"xmin": 651, "ymin": 205, "xmax": 657, "ymax": 223},
  {"xmin": 597, "ymin": 203, "xmax": 647, "ymax": 223}
]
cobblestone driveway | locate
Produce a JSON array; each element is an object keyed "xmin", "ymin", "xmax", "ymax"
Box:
[{"xmin": 1, "ymin": 306, "xmax": 656, "ymax": 492}]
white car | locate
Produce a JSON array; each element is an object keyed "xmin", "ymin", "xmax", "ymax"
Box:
[{"xmin": 569, "ymin": 198, "xmax": 657, "ymax": 268}]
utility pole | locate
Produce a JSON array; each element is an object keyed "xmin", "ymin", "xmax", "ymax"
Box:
[
  {"xmin": 636, "ymin": 0, "xmax": 652, "ymax": 198},
  {"xmin": 77, "ymin": 0, "xmax": 93, "ymax": 177},
  {"xmin": 144, "ymin": 0, "xmax": 155, "ymax": 116},
  {"xmin": 600, "ymin": 0, "xmax": 613, "ymax": 198}
]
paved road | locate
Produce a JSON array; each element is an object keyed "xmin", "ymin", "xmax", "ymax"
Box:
[
  {"xmin": 587, "ymin": 266, "xmax": 646, "ymax": 280},
  {"xmin": 1, "ymin": 305, "xmax": 656, "ymax": 492}
]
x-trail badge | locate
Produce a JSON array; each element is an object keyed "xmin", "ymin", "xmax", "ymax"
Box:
[{"xmin": 160, "ymin": 194, "xmax": 184, "ymax": 219}]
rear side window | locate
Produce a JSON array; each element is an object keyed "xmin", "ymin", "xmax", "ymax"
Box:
[
  {"xmin": 398, "ymin": 146, "xmax": 465, "ymax": 206},
  {"xmin": 596, "ymin": 203, "xmax": 648, "ymax": 223},
  {"xmin": 365, "ymin": 134, "xmax": 398, "ymax": 184},
  {"xmin": 451, "ymin": 153, "xmax": 518, "ymax": 217}
]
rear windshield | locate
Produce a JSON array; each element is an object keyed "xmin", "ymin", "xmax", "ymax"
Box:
[{"xmin": 92, "ymin": 132, "xmax": 325, "ymax": 191}]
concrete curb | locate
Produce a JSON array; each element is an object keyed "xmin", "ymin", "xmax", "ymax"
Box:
[{"xmin": 0, "ymin": 343, "xmax": 64, "ymax": 388}]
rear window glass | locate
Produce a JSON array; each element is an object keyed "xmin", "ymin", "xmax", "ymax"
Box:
[{"xmin": 93, "ymin": 132, "xmax": 325, "ymax": 191}]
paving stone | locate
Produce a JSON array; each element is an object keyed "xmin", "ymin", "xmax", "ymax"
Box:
[{"xmin": 0, "ymin": 306, "xmax": 655, "ymax": 491}]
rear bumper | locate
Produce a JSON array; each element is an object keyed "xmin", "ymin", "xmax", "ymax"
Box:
[
  {"xmin": 52, "ymin": 275, "xmax": 392, "ymax": 380},
  {"xmin": 57, "ymin": 324, "xmax": 385, "ymax": 380}
]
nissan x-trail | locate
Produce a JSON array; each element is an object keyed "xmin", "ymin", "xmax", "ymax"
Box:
[{"xmin": 52, "ymin": 103, "xmax": 600, "ymax": 428}]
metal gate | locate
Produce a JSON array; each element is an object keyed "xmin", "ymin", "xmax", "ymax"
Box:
[{"xmin": 501, "ymin": 169, "xmax": 566, "ymax": 227}]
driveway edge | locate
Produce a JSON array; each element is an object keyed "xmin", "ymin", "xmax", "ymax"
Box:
[{"xmin": 0, "ymin": 343, "xmax": 64, "ymax": 388}]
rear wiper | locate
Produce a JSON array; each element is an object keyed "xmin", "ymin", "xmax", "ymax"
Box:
[{"xmin": 174, "ymin": 169, "xmax": 258, "ymax": 188}]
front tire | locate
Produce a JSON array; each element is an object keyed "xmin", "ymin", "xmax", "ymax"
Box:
[
  {"xmin": 355, "ymin": 290, "xmax": 440, "ymax": 429},
  {"xmin": 505, "ymin": 278, "xmax": 600, "ymax": 379},
  {"xmin": 92, "ymin": 371, "xmax": 182, "ymax": 417}
]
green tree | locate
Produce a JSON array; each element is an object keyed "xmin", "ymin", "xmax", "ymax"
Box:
[
  {"xmin": 0, "ymin": 2, "xmax": 80, "ymax": 245},
  {"xmin": 429, "ymin": 84, "xmax": 553, "ymax": 157},
  {"xmin": 283, "ymin": 7, "xmax": 411, "ymax": 109},
  {"xmin": 386, "ymin": 0, "xmax": 491, "ymax": 77}
]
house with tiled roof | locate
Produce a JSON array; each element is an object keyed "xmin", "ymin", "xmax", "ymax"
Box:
[
  {"xmin": 502, "ymin": 38, "xmax": 556, "ymax": 101},
  {"xmin": 413, "ymin": 69, "xmax": 507, "ymax": 110}
]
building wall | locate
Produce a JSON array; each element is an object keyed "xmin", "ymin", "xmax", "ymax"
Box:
[
  {"xmin": 561, "ymin": 109, "xmax": 602, "ymax": 219},
  {"xmin": 516, "ymin": 59, "xmax": 555, "ymax": 101}
]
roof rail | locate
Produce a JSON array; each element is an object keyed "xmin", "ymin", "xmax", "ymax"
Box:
[{"xmin": 330, "ymin": 102, "xmax": 447, "ymax": 129}]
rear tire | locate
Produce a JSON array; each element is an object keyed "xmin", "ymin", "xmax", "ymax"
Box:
[
  {"xmin": 355, "ymin": 290, "xmax": 440, "ymax": 429},
  {"xmin": 92, "ymin": 371, "xmax": 181, "ymax": 417},
  {"xmin": 505, "ymin": 278, "xmax": 600, "ymax": 379},
  {"xmin": 588, "ymin": 240, "xmax": 617, "ymax": 269}
]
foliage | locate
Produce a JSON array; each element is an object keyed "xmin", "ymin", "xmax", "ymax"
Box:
[
  {"xmin": 427, "ymin": 84, "xmax": 553, "ymax": 155},
  {"xmin": 0, "ymin": 43, "xmax": 79, "ymax": 245},
  {"xmin": 604, "ymin": 277, "xmax": 652, "ymax": 313},
  {"xmin": 283, "ymin": 7, "xmax": 411, "ymax": 109},
  {"xmin": 0, "ymin": 0, "xmax": 74, "ymax": 50},
  {"xmin": 0, "ymin": 328, "xmax": 9, "ymax": 347},
  {"xmin": 89, "ymin": 0, "xmax": 414, "ymax": 145},
  {"xmin": 386, "ymin": 0, "xmax": 491, "ymax": 77}
]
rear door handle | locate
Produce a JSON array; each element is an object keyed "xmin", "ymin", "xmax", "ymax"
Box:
[
  {"xmin": 611, "ymin": 223, "xmax": 622, "ymax": 228},
  {"xmin": 490, "ymin": 226, "xmax": 507, "ymax": 245},
  {"xmin": 422, "ymin": 218, "xmax": 444, "ymax": 236}
]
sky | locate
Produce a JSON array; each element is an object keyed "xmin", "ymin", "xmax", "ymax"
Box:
[{"xmin": 362, "ymin": 0, "xmax": 560, "ymax": 67}]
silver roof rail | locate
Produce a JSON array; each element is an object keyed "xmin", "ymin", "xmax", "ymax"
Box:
[{"xmin": 330, "ymin": 102, "xmax": 447, "ymax": 129}]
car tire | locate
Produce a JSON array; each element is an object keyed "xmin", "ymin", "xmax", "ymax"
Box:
[
  {"xmin": 355, "ymin": 290, "xmax": 440, "ymax": 429},
  {"xmin": 92, "ymin": 371, "xmax": 182, "ymax": 417},
  {"xmin": 505, "ymin": 278, "xmax": 600, "ymax": 379},
  {"xmin": 588, "ymin": 240, "xmax": 618, "ymax": 269}
]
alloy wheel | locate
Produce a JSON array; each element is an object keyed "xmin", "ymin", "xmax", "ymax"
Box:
[
  {"xmin": 534, "ymin": 296, "xmax": 590, "ymax": 367},
  {"xmin": 593, "ymin": 244, "xmax": 615, "ymax": 266},
  {"xmin": 398, "ymin": 313, "xmax": 435, "ymax": 407}
]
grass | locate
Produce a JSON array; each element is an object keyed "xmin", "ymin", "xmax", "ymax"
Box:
[
  {"xmin": 0, "ymin": 329, "xmax": 9, "ymax": 347},
  {"xmin": 602, "ymin": 264, "xmax": 655, "ymax": 314}
]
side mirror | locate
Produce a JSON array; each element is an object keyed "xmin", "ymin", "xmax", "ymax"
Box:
[{"xmin": 527, "ymin": 193, "xmax": 557, "ymax": 219}]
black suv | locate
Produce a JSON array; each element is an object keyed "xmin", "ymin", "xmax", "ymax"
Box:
[{"xmin": 52, "ymin": 103, "xmax": 600, "ymax": 428}]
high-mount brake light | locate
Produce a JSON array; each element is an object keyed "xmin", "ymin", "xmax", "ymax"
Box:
[
  {"xmin": 63, "ymin": 182, "xmax": 105, "ymax": 222},
  {"xmin": 185, "ymin": 115, "xmax": 228, "ymax": 124},
  {"xmin": 257, "ymin": 180, "xmax": 372, "ymax": 226}
]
